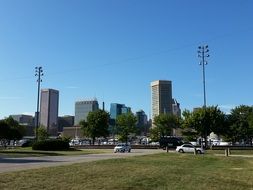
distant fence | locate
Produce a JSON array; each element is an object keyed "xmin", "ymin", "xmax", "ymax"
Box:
[{"xmin": 211, "ymin": 146, "xmax": 253, "ymax": 150}]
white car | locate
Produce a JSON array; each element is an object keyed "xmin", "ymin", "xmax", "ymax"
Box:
[
  {"xmin": 176, "ymin": 144, "xmax": 205, "ymax": 154},
  {"xmin": 114, "ymin": 143, "xmax": 131, "ymax": 153}
]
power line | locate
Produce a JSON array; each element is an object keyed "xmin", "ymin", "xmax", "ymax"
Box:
[{"xmin": 0, "ymin": 26, "xmax": 252, "ymax": 83}]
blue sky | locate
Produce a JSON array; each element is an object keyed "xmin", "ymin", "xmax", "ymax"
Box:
[{"xmin": 0, "ymin": 0, "xmax": 252, "ymax": 119}]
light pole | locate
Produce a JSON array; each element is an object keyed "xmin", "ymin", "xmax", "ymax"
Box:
[
  {"xmin": 198, "ymin": 45, "xmax": 209, "ymax": 108},
  {"xmin": 198, "ymin": 45, "xmax": 210, "ymax": 149},
  {"xmin": 35, "ymin": 66, "xmax": 43, "ymax": 141}
]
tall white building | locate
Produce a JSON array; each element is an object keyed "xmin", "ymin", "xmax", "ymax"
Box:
[
  {"xmin": 74, "ymin": 99, "xmax": 99, "ymax": 125},
  {"xmin": 40, "ymin": 89, "xmax": 59, "ymax": 136},
  {"xmin": 151, "ymin": 80, "xmax": 172, "ymax": 121}
]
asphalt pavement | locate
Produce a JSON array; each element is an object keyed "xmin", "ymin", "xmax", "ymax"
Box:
[{"xmin": 0, "ymin": 149, "xmax": 164, "ymax": 173}]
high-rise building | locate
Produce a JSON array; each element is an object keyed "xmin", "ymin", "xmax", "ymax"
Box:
[
  {"xmin": 109, "ymin": 103, "xmax": 131, "ymax": 135},
  {"xmin": 136, "ymin": 110, "xmax": 148, "ymax": 128},
  {"xmin": 172, "ymin": 99, "xmax": 182, "ymax": 136},
  {"xmin": 10, "ymin": 114, "xmax": 35, "ymax": 136},
  {"xmin": 135, "ymin": 110, "xmax": 149, "ymax": 135},
  {"xmin": 10, "ymin": 114, "xmax": 34, "ymax": 126},
  {"xmin": 110, "ymin": 103, "xmax": 131, "ymax": 120},
  {"xmin": 172, "ymin": 99, "xmax": 181, "ymax": 117},
  {"xmin": 151, "ymin": 80, "xmax": 172, "ymax": 121},
  {"xmin": 40, "ymin": 88, "xmax": 59, "ymax": 136},
  {"xmin": 74, "ymin": 99, "xmax": 99, "ymax": 125},
  {"xmin": 58, "ymin": 115, "xmax": 74, "ymax": 132}
]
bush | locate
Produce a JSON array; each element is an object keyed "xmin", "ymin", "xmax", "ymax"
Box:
[
  {"xmin": 21, "ymin": 140, "xmax": 34, "ymax": 147},
  {"xmin": 32, "ymin": 139, "xmax": 70, "ymax": 151}
]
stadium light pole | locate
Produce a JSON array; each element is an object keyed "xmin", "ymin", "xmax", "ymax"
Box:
[
  {"xmin": 35, "ymin": 66, "xmax": 43, "ymax": 141},
  {"xmin": 198, "ymin": 45, "xmax": 209, "ymax": 108},
  {"xmin": 198, "ymin": 45, "xmax": 210, "ymax": 149}
]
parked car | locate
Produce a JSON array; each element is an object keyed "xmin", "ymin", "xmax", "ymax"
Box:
[
  {"xmin": 211, "ymin": 139, "xmax": 220, "ymax": 146},
  {"xmin": 69, "ymin": 138, "xmax": 81, "ymax": 146},
  {"xmin": 114, "ymin": 143, "xmax": 131, "ymax": 153},
  {"xmin": 176, "ymin": 144, "xmax": 205, "ymax": 154}
]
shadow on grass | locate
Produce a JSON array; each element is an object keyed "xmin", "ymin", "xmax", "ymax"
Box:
[
  {"xmin": 0, "ymin": 148, "xmax": 82, "ymax": 157},
  {"xmin": 0, "ymin": 157, "xmax": 63, "ymax": 164}
]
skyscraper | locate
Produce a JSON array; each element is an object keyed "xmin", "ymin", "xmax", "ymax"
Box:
[
  {"xmin": 151, "ymin": 80, "xmax": 172, "ymax": 121},
  {"xmin": 58, "ymin": 115, "xmax": 74, "ymax": 132},
  {"xmin": 172, "ymin": 99, "xmax": 181, "ymax": 117},
  {"xmin": 109, "ymin": 103, "xmax": 131, "ymax": 136},
  {"xmin": 136, "ymin": 110, "xmax": 149, "ymax": 135},
  {"xmin": 110, "ymin": 103, "xmax": 131, "ymax": 120},
  {"xmin": 74, "ymin": 99, "xmax": 99, "ymax": 125},
  {"xmin": 40, "ymin": 88, "xmax": 59, "ymax": 136}
]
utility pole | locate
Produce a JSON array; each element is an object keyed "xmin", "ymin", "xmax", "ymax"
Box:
[
  {"xmin": 198, "ymin": 45, "xmax": 210, "ymax": 149},
  {"xmin": 35, "ymin": 66, "xmax": 43, "ymax": 141}
]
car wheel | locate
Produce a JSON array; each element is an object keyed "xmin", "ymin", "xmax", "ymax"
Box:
[
  {"xmin": 179, "ymin": 149, "xmax": 184, "ymax": 153},
  {"xmin": 197, "ymin": 150, "xmax": 201, "ymax": 154}
]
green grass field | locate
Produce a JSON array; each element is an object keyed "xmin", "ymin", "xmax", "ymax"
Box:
[
  {"xmin": 0, "ymin": 153, "xmax": 253, "ymax": 190},
  {"xmin": 208, "ymin": 149, "xmax": 253, "ymax": 155}
]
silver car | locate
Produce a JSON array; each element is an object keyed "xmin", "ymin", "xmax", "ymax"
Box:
[
  {"xmin": 176, "ymin": 144, "xmax": 205, "ymax": 154},
  {"xmin": 114, "ymin": 143, "xmax": 131, "ymax": 153}
]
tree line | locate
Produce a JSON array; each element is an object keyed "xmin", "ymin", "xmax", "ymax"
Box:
[
  {"xmin": 1, "ymin": 105, "xmax": 253, "ymax": 148},
  {"xmin": 151, "ymin": 105, "xmax": 253, "ymax": 148},
  {"xmin": 79, "ymin": 105, "xmax": 253, "ymax": 147}
]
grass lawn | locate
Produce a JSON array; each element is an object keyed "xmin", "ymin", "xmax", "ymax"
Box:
[
  {"xmin": 207, "ymin": 149, "xmax": 253, "ymax": 155},
  {"xmin": 0, "ymin": 153, "xmax": 253, "ymax": 190},
  {"xmin": 0, "ymin": 147, "xmax": 111, "ymax": 157}
]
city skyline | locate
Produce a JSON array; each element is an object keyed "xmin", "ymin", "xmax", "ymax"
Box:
[{"xmin": 1, "ymin": 1, "xmax": 253, "ymax": 119}]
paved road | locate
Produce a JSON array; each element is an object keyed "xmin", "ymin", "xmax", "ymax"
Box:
[{"xmin": 0, "ymin": 149, "xmax": 164, "ymax": 173}]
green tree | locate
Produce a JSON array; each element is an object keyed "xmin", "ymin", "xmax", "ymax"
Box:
[
  {"xmin": 116, "ymin": 112, "xmax": 137, "ymax": 143},
  {"xmin": 149, "ymin": 127, "xmax": 160, "ymax": 142},
  {"xmin": 182, "ymin": 106, "xmax": 225, "ymax": 148},
  {"xmin": 226, "ymin": 105, "xmax": 253, "ymax": 144},
  {"xmin": 0, "ymin": 117, "xmax": 25, "ymax": 148},
  {"xmin": 153, "ymin": 113, "xmax": 180, "ymax": 137},
  {"xmin": 5, "ymin": 116, "xmax": 26, "ymax": 141},
  {"xmin": 0, "ymin": 120, "xmax": 11, "ymax": 148},
  {"xmin": 37, "ymin": 126, "xmax": 49, "ymax": 141},
  {"xmin": 80, "ymin": 109, "xmax": 110, "ymax": 145}
]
